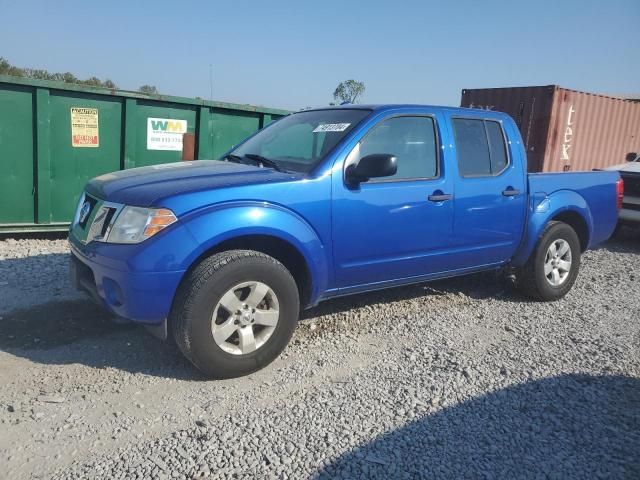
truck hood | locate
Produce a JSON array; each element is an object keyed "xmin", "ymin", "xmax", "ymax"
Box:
[{"xmin": 85, "ymin": 160, "xmax": 303, "ymax": 206}]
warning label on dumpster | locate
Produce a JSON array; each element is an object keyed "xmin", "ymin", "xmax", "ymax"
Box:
[
  {"xmin": 71, "ymin": 108, "xmax": 99, "ymax": 147},
  {"xmin": 147, "ymin": 118, "xmax": 188, "ymax": 151}
]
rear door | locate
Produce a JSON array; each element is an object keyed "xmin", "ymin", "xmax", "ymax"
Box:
[{"xmin": 445, "ymin": 115, "xmax": 527, "ymax": 268}]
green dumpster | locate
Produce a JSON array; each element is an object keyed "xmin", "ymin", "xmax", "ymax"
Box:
[{"xmin": 0, "ymin": 75, "xmax": 288, "ymax": 233}]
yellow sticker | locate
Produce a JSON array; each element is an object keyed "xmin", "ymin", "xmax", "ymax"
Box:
[{"xmin": 71, "ymin": 107, "xmax": 99, "ymax": 148}]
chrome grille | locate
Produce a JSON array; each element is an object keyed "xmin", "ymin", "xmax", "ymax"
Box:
[
  {"xmin": 87, "ymin": 206, "xmax": 112, "ymax": 242},
  {"xmin": 73, "ymin": 192, "xmax": 123, "ymax": 244}
]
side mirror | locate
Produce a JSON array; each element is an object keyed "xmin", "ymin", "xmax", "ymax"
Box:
[
  {"xmin": 346, "ymin": 154, "xmax": 397, "ymax": 184},
  {"xmin": 626, "ymin": 152, "xmax": 639, "ymax": 162}
]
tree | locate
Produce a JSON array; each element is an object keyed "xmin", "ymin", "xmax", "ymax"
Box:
[
  {"xmin": 0, "ymin": 57, "xmax": 25, "ymax": 77},
  {"xmin": 333, "ymin": 79, "xmax": 365, "ymax": 104},
  {"xmin": 0, "ymin": 57, "xmax": 119, "ymax": 89},
  {"xmin": 60, "ymin": 72, "xmax": 78, "ymax": 84},
  {"xmin": 83, "ymin": 76, "xmax": 103, "ymax": 87},
  {"xmin": 138, "ymin": 84, "xmax": 158, "ymax": 94}
]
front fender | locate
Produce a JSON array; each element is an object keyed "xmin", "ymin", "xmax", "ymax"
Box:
[
  {"xmin": 511, "ymin": 190, "xmax": 594, "ymax": 267},
  {"xmin": 180, "ymin": 202, "xmax": 329, "ymax": 304}
]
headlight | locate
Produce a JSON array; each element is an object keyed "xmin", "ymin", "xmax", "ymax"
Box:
[{"xmin": 106, "ymin": 206, "xmax": 177, "ymax": 244}]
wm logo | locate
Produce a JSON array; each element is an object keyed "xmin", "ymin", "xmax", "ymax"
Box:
[{"xmin": 151, "ymin": 120, "xmax": 185, "ymax": 132}]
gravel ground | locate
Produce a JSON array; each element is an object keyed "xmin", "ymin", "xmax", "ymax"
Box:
[
  {"xmin": 0, "ymin": 236, "xmax": 83, "ymax": 312},
  {"xmin": 0, "ymin": 230, "xmax": 639, "ymax": 479}
]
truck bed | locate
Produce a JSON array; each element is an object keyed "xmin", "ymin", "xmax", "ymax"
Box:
[{"xmin": 528, "ymin": 170, "xmax": 620, "ymax": 248}]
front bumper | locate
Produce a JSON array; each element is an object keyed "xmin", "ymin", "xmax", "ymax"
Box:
[{"xmin": 69, "ymin": 237, "xmax": 185, "ymax": 325}]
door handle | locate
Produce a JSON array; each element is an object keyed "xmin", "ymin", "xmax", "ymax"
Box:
[
  {"xmin": 502, "ymin": 188, "xmax": 520, "ymax": 197},
  {"xmin": 428, "ymin": 193, "xmax": 453, "ymax": 202}
]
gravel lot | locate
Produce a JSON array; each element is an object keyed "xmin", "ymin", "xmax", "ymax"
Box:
[{"xmin": 0, "ymin": 230, "xmax": 639, "ymax": 479}]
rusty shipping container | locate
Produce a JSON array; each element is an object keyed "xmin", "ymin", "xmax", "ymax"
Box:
[{"xmin": 460, "ymin": 85, "xmax": 640, "ymax": 173}]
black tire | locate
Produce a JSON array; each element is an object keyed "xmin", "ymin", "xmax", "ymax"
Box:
[
  {"xmin": 170, "ymin": 250, "xmax": 299, "ymax": 378},
  {"xmin": 517, "ymin": 221, "xmax": 581, "ymax": 301}
]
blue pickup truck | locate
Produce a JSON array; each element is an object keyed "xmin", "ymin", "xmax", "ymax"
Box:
[{"xmin": 69, "ymin": 105, "xmax": 622, "ymax": 378}]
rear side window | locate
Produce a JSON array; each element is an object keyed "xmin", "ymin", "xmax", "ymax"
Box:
[{"xmin": 453, "ymin": 118, "xmax": 509, "ymax": 177}]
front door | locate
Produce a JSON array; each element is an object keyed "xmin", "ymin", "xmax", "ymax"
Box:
[{"xmin": 332, "ymin": 113, "xmax": 455, "ymax": 289}]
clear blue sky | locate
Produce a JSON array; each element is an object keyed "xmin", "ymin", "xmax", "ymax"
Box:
[{"xmin": 2, "ymin": 0, "xmax": 638, "ymax": 110}]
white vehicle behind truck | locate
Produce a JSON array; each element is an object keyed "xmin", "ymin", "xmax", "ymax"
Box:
[{"xmin": 608, "ymin": 153, "xmax": 640, "ymax": 227}]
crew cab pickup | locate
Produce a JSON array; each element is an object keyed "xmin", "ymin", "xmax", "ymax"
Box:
[{"xmin": 69, "ymin": 105, "xmax": 622, "ymax": 378}]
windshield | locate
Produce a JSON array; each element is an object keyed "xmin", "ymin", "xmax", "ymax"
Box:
[{"xmin": 228, "ymin": 109, "xmax": 370, "ymax": 173}]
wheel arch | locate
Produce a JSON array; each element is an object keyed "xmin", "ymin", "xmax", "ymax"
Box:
[
  {"xmin": 550, "ymin": 210, "xmax": 589, "ymax": 252},
  {"xmin": 176, "ymin": 203, "xmax": 329, "ymax": 308},
  {"xmin": 511, "ymin": 190, "xmax": 593, "ymax": 267},
  {"xmin": 195, "ymin": 234, "xmax": 313, "ymax": 308}
]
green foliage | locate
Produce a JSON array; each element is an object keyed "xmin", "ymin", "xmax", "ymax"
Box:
[
  {"xmin": 0, "ymin": 57, "xmax": 26, "ymax": 77},
  {"xmin": 0, "ymin": 57, "xmax": 118, "ymax": 89},
  {"xmin": 138, "ymin": 84, "xmax": 159, "ymax": 95},
  {"xmin": 333, "ymin": 79, "xmax": 365, "ymax": 104}
]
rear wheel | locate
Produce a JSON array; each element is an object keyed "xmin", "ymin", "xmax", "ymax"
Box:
[
  {"xmin": 171, "ymin": 250, "xmax": 299, "ymax": 378},
  {"xmin": 517, "ymin": 221, "xmax": 581, "ymax": 301}
]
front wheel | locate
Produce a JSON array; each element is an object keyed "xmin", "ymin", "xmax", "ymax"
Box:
[
  {"xmin": 517, "ymin": 221, "xmax": 581, "ymax": 301},
  {"xmin": 171, "ymin": 250, "xmax": 299, "ymax": 378}
]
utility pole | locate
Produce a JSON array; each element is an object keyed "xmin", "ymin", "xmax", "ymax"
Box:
[{"xmin": 209, "ymin": 64, "xmax": 213, "ymax": 101}]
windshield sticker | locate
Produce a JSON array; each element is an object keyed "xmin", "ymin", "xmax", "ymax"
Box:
[{"xmin": 313, "ymin": 123, "xmax": 351, "ymax": 133}]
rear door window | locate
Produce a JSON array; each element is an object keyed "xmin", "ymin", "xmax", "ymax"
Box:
[
  {"xmin": 486, "ymin": 121, "xmax": 508, "ymax": 173},
  {"xmin": 453, "ymin": 118, "xmax": 509, "ymax": 177}
]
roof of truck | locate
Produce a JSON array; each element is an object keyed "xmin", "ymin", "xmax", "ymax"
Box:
[{"xmin": 303, "ymin": 104, "xmax": 500, "ymax": 116}]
